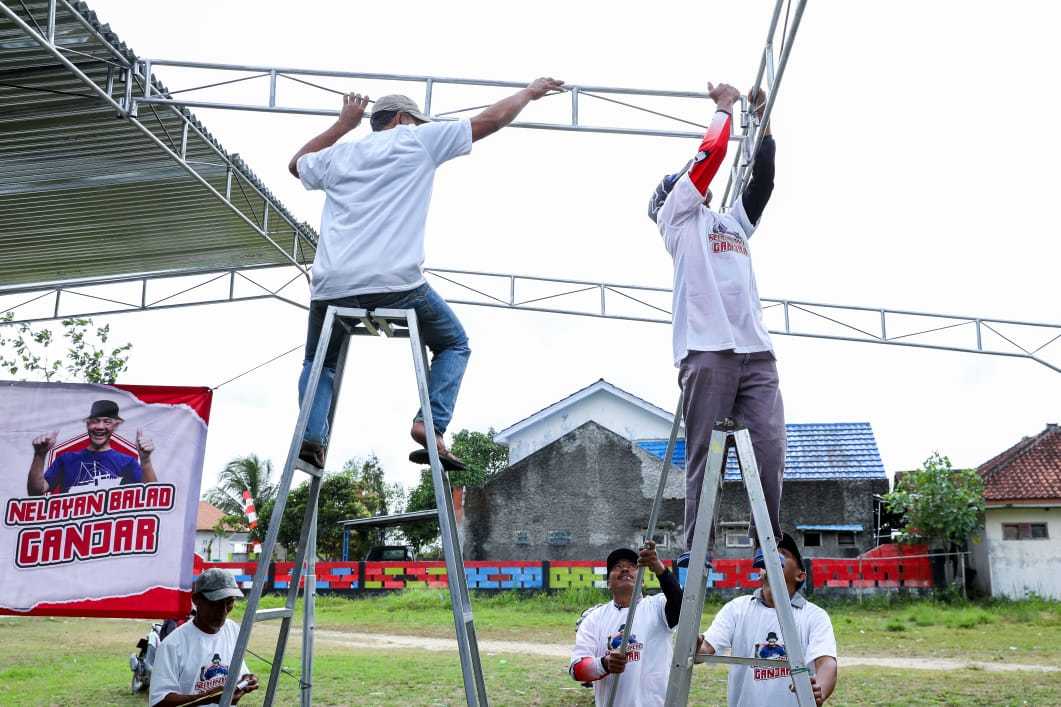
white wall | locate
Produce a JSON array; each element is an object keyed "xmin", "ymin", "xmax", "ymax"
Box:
[
  {"xmin": 195, "ymin": 530, "xmax": 250, "ymax": 562},
  {"xmin": 503, "ymin": 389, "xmax": 675, "ymax": 465},
  {"xmin": 982, "ymin": 507, "xmax": 1061, "ymax": 600}
]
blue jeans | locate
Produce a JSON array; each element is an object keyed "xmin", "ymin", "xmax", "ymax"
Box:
[{"xmin": 298, "ymin": 283, "xmax": 471, "ymax": 446}]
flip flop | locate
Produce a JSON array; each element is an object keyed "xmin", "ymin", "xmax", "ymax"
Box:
[{"xmin": 408, "ymin": 448, "xmax": 466, "ymax": 471}]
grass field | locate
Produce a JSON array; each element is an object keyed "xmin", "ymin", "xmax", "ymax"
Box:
[{"xmin": 2, "ymin": 591, "xmax": 1059, "ymax": 706}]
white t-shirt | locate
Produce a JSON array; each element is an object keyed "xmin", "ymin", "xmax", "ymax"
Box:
[
  {"xmin": 298, "ymin": 119, "xmax": 473, "ymax": 299},
  {"xmin": 149, "ymin": 619, "xmax": 250, "ymax": 707},
  {"xmin": 656, "ymin": 173, "xmax": 773, "ymax": 365},
  {"xmin": 704, "ymin": 591, "xmax": 836, "ymax": 707},
  {"xmin": 569, "ymin": 593, "xmax": 675, "ymax": 707}
]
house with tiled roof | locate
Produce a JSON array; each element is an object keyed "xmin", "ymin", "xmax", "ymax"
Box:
[
  {"xmin": 195, "ymin": 500, "xmax": 253, "ymax": 562},
  {"xmin": 466, "ymin": 382, "xmax": 887, "ymax": 561},
  {"xmin": 969, "ymin": 424, "xmax": 1061, "ymax": 599}
]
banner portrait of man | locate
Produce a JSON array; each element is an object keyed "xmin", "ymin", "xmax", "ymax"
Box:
[{"xmin": 0, "ymin": 381, "xmax": 212, "ymax": 619}]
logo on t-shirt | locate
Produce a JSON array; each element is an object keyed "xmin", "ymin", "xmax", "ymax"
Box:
[
  {"xmin": 708, "ymin": 220, "xmax": 749, "ymax": 256},
  {"xmin": 195, "ymin": 653, "xmax": 230, "ymax": 692},
  {"xmin": 753, "ymin": 631, "xmax": 789, "ymax": 680},
  {"xmin": 607, "ymin": 624, "xmax": 643, "ymax": 662}
]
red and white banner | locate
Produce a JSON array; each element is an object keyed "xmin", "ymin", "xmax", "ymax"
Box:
[{"xmin": 0, "ymin": 381, "xmax": 211, "ymax": 619}]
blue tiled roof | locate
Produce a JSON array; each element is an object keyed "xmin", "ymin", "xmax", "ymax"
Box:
[{"xmin": 636, "ymin": 423, "xmax": 886, "ymax": 480}]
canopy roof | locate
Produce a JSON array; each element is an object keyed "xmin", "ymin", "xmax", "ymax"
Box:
[{"xmin": 0, "ymin": 0, "xmax": 317, "ymax": 291}]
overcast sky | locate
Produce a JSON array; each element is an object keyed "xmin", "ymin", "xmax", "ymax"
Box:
[{"xmin": 69, "ymin": 1, "xmax": 1060, "ymax": 499}]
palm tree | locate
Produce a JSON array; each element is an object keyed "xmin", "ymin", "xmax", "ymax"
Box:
[{"xmin": 205, "ymin": 454, "xmax": 277, "ymax": 541}]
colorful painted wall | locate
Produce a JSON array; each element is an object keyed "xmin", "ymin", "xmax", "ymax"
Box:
[{"xmin": 197, "ymin": 551, "xmax": 934, "ymax": 594}]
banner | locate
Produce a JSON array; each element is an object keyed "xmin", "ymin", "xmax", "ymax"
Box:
[{"xmin": 0, "ymin": 381, "xmax": 211, "ymax": 618}]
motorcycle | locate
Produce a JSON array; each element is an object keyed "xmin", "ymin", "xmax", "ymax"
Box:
[{"xmin": 129, "ymin": 617, "xmax": 180, "ymax": 693}]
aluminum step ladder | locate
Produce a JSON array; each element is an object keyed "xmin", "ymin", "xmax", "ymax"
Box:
[
  {"xmin": 664, "ymin": 417, "xmax": 816, "ymax": 707},
  {"xmin": 219, "ymin": 306, "xmax": 488, "ymax": 707}
]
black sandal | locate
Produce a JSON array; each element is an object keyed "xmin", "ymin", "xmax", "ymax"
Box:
[{"xmin": 408, "ymin": 448, "xmax": 466, "ymax": 471}]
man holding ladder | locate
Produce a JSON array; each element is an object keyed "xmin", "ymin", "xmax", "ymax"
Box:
[{"xmin": 648, "ymin": 81, "xmax": 783, "ymax": 569}]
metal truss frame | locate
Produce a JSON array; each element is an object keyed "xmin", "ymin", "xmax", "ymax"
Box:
[
  {"xmin": 0, "ymin": 0, "xmax": 318, "ymax": 275},
  {"xmin": 131, "ymin": 61, "xmax": 721, "ymax": 141},
  {"xmin": 3, "ymin": 266, "xmax": 1058, "ymax": 375}
]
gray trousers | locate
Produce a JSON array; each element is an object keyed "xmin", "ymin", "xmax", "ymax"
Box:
[{"xmin": 679, "ymin": 350, "xmax": 785, "ymax": 551}]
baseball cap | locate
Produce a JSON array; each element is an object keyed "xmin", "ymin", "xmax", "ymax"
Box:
[
  {"xmin": 606, "ymin": 547, "xmax": 639, "ymax": 574},
  {"xmin": 647, "ymin": 160, "xmax": 693, "ymax": 224},
  {"xmin": 372, "ymin": 94, "xmax": 432, "ymax": 123},
  {"xmin": 778, "ymin": 532, "xmax": 804, "ymax": 569},
  {"xmin": 193, "ymin": 568, "xmax": 243, "ymax": 601}
]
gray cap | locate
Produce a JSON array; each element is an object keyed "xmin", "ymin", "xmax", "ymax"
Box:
[
  {"xmin": 193, "ymin": 568, "xmax": 243, "ymax": 601},
  {"xmin": 372, "ymin": 94, "xmax": 431, "ymax": 122}
]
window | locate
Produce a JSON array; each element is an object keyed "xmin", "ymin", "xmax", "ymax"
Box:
[
  {"xmin": 837, "ymin": 532, "xmax": 856, "ymax": 546},
  {"xmin": 547, "ymin": 530, "xmax": 571, "ymax": 546},
  {"xmin": 1002, "ymin": 523, "xmax": 1049, "ymax": 540},
  {"xmin": 802, "ymin": 531, "xmax": 822, "ymax": 548},
  {"xmin": 641, "ymin": 529, "xmax": 675, "ymax": 549},
  {"xmin": 515, "ymin": 531, "xmax": 530, "ymax": 546},
  {"xmin": 726, "ymin": 532, "xmax": 753, "ymax": 548}
]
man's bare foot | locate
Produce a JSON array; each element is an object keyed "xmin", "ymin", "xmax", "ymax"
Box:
[{"xmin": 410, "ymin": 421, "xmax": 466, "ymax": 470}]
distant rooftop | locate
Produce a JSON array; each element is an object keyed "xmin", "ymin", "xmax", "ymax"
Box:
[{"xmin": 637, "ymin": 422, "xmax": 887, "ymax": 481}]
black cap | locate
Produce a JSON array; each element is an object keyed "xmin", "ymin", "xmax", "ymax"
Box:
[
  {"xmin": 88, "ymin": 400, "xmax": 121, "ymax": 420},
  {"xmin": 778, "ymin": 532, "xmax": 803, "ymax": 568},
  {"xmin": 606, "ymin": 547, "xmax": 639, "ymax": 574}
]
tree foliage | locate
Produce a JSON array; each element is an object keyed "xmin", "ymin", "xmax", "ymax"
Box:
[
  {"xmin": 257, "ymin": 455, "xmax": 404, "ymax": 561},
  {"xmin": 884, "ymin": 452, "xmax": 986, "ymax": 547},
  {"xmin": 205, "ymin": 454, "xmax": 277, "ymax": 544},
  {"xmin": 404, "ymin": 429, "xmax": 507, "ymax": 553},
  {"xmin": 0, "ymin": 313, "xmax": 132, "ymax": 383}
]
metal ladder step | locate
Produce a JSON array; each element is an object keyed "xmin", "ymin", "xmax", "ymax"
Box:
[
  {"xmin": 294, "ymin": 458, "xmax": 323, "ymax": 478},
  {"xmin": 254, "ymin": 608, "xmax": 293, "ymax": 622},
  {"xmin": 695, "ymin": 654, "xmax": 792, "ymax": 669}
]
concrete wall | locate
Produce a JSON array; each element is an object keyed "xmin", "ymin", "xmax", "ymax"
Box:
[
  {"xmin": 980, "ymin": 506, "xmax": 1061, "ymax": 599},
  {"xmin": 499, "ymin": 388, "xmax": 675, "ymax": 465},
  {"xmin": 465, "ymin": 422, "xmax": 684, "ymax": 561},
  {"xmin": 465, "ymin": 421, "xmax": 885, "ymax": 562},
  {"xmin": 715, "ymin": 478, "xmax": 889, "ymax": 560}
]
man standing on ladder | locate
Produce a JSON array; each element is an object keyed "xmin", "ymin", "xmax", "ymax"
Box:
[
  {"xmin": 648, "ymin": 82, "xmax": 783, "ymax": 569},
  {"xmin": 288, "ymin": 77, "xmax": 563, "ymax": 470},
  {"xmin": 697, "ymin": 534, "xmax": 838, "ymax": 705}
]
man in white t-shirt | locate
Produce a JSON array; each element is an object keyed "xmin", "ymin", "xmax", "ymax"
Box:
[
  {"xmin": 289, "ymin": 78, "xmax": 563, "ymax": 471},
  {"xmin": 150, "ymin": 569, "xmax": 259, "ymax": 706},
  {"xmin": 648, "ymin": 82, "xmax": 784, "ymax": 569},
  {"xmin": 569, "ymin": 542, "xmax": 684, "ymax": 706},
  {"xmin": 698, "ymin": 534, "xmax": 838, "ymax": 706}
]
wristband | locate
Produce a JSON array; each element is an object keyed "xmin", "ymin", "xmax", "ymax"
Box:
[{"xmin": 601, "ymin": 655, "xmax": 610, "ymax": 674}]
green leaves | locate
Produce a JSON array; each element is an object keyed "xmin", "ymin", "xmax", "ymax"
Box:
[
  {"xmin": 884, "ymin": 452, "xmax": 986, "ymax": 546},
  {"xmin": 0, "ymin": 313, "xmax": 132, "ymax": 384}
]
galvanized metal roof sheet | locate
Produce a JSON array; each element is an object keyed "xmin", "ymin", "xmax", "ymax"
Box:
[
  {"xmin": 637, "ymin": 422, "xmax": 888, "ymax": 481},
  {"xmin": 0, "ymin": 1, "xmax": 316, "ymax": 290}
]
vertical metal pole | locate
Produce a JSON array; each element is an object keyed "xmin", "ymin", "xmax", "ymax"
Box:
[
  {"xmin": 424, "ymin": 78, "xmax": 434, "ymax": 115},
  {"xmin": 665, "ymin": 425, "xmax": 729, "ymax": 706},
  {"xmin": 180, "ymin": 121, "xmax": 189, "ymax": 159},
  {"xmin": 606, "ymin": 397, "xmax": 682, "ymax": 707},
  {"xmin": 508, "ymin": 276, "xmax": 515, "ymax": 306},
  {"xmin": 104, "ymin": 66, "xmax": 114, "ymax": 97},
  {"xmin": 142, "ymin": 59, "xmax": 152, "ymax": 98},
  {"xmin": 880, "ymin": 310, "xmax": 888, "ymax": 341},
  {"xmin": 263, "ymin": 203, "xmax": 270, "ymax": 233},
  {"xmin": 783, "ymin": 301, "xmax": 791, "ymax": 333},
  {"xmin": 301, "ymin": 502, "xmax": 317, "ymax": 707},
  {"xmin": 46, "ymin": 0, "xmax": 56, "ymax": 43},
  {"xmin": 975, "ymin": 319, "xmax": 983, "ymax": 350},
  {"xmin": 407, "ymin": 311, "xmax": 489, "ymax": 706},
  {"xmin": 269, "ymin": 69, "xmax": 277, "ymax": 108},
  {"xmin": 732, "ymin": 428, "xmax": 817, "ymax": 706},
  {"xmin": 571, "ymin": 87, "xmax": 580, "ymax": 127},
  {"xmin": 225, "ymin": 168, "xmax": 233, "ymax": 200},
  {"xmin": 140, "ymin": 279, "xmax": 147, "ymax": 309},
  {"xmin": 123, "ymin": 67, "xmax": 134, "ymax": 115},
  {"xmin": 53, "ymin": 290, "xmax": 61, "ymax": 318},
  {"xmin": 219, "ymin": 307, "xmax": 340, "ymax": 707},
  {"xmin": 600, "ymin": 284, "xmax": 606, "ymax": 316}
]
